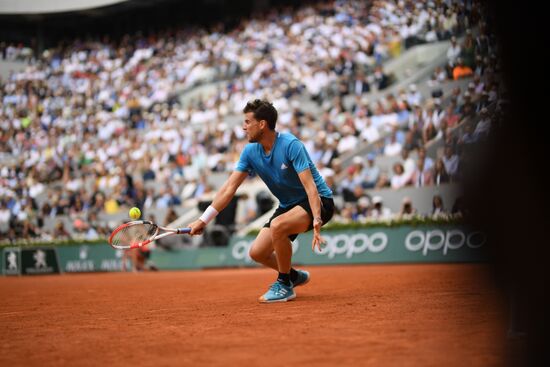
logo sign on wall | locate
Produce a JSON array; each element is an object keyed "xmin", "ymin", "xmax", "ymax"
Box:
[
  {"xmin": 60, "ymin": 245, "xmax": 127, "ymax": 272},
  {"xmin": 20, "ymin": 248, "xmax": 61, "ymax": 275},
  {"xmin": 3, "ymin": 247, "xmax": 21, "ymax": 276},
  {"xmin": 3, "ymin": 247, "xmax": 61, "ymax": 275},
  {"xmin": 227, "ymin": 226, "xmax": 487, "ymax": 266}
]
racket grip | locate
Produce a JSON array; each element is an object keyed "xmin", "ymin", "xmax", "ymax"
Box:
[{"xmin": 176, "ymin": 228, "xmax": 192, "ymax": 234}]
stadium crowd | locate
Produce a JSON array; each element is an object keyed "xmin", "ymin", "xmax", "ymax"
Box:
[{"xmin": 0, "ymin": 0, "xmax": 500, "ymax": 242}]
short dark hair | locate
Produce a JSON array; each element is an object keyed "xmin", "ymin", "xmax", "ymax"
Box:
[{"xmin": 243, "ymin": 99, "xmax": 278, "ymax": 130}]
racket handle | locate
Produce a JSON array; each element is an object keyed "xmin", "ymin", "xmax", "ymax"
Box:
[{"xmin": 176, "ymin": 227, "xmax": 192, "ymax": 234}]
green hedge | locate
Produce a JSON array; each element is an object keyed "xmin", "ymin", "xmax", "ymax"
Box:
[
  {"xmin": 0, "ymin": 238, "xmax": 107, "ymax": 249},
  {"xmin": 244, "ymin": 215, "xmax": 463, "ymax": 235}
]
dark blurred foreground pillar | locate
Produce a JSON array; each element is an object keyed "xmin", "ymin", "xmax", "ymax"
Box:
[{"xmin": 468, "ymin": 1, "xmax": 549, "ymax": 366}]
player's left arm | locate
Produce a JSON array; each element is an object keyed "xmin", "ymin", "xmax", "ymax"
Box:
[
  {"xmin": 298, "ymin": 169, "xmax": 325, "ymax": 251},
  {"xmin": 289, "ymin": 140, "xmax": 325, "ymax": 251}
]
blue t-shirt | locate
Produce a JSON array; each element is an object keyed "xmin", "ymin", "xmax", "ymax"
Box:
[{"xmin": 235, "ymin": 132, "xmax": 333, "ymax": 208}]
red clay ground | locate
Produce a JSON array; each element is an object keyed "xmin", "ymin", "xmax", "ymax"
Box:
[{"xmin": 0, "ymin": 264, "xmax": 521, "ymax": 366}]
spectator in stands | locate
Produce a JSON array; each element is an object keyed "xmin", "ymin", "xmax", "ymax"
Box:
[
  {"xmin": 475, "ymin": 90, "xmax": 491, "ymax": 112},
  {"xmin": 460, "ymin": 99, "xmax": 476, "ymax": 120},
  {"xmin": 442, "ymin": 145, "xmax": 460, "ymax": 181},
  {"xmin": 473, "ymin": 107, "xmax": 491, "ymax": 140},
  {"xmin": 359, "ymin": 116, "xmax": 381, "ymax": 144},
  {"xmin": 453, "ymin": 58, "xmax": 474, "ymax": 80},
  {"xmin": 142, "ymin": 188, "xmax": 157, "ymax": 210},
  {"xmin": 87, "ymin": 211, "xmax": 107, "ymax": 237},
  {"xmin": 156, "ymin": 186, "xmax": 182, "ymax": 208},
  {"xmin": 424, "ymin": 99, "xmax": 445, "ymax": 130},
  {"xmin": 473, "ymin": 54, "xmax": 486, "ymax": 76},
  {"xmin": 340, "ymin": 166, "xmax": 362, "ymax": 202},
  {"xmin": 375, "ymin": 172, "xmax": 391, "ymax": 189},
  {"xmin": 398, "ymin": 197, "xmax": 417, "ymax": 219},
  {"xmin": 0, "ymin": 199, "xmax": 10, "ymax": 234},
  {"xmin": 428, "ymin": 66, "xmax": 447, "ymax": 87},
  {"xmin": 351, "ymin": 184, "xmax": 368, "ymax": 204},
  {"xmin": 406, "ymin": 84, "xmax": 422, "ymax": 107},
  {"xmin": 433, "ymin": 158, "xmax": 451, "ymax": 186},
  {"xmin": 458, "ymin": 122, "xmax": 476, "ymax": 146},
  {"xmin": 400, "ymin": 149, "xmax": 416, "ymax": 183},
  {"xmin": 475, "ymin": 24, "xmax": 492, "ymax": 56},
  {"xmin": 402, "ymin": 130, "xmax": 421, "ymax": 152},
  {"xmin": 411, "ymin": 158, "xmax": 433, "ymax": 187},
  {"xmin": 337, "ymin": 125, "xmax": 359, "ymax": 154},
  {"xmin": 53, "ymin": 220, "xmax": 71, "ymax": 239},
  {"xmin": 104, "ymin": 193, "xmax": 120, "ymax": 214},
  {"xmin": 370, "ymin": 196, "xmax": 392, "ymax": 220},
  {"xmin": 440, "ymin": 9, "xmax": 458, "ymax": 39},
  {"xmin": 18, "ymin": 219, "xmax": 40, "ymax": 240},
  {"xmin": 432, "ymin": 98, "xmax": 445, "ymax": 125},
  {"xmin": 391, "ymin": 162, "xmax": 410, "ymax": 189},
  {"xmin": 351, "ymin": 156, "xmax": 365, "ymax": 179},
  {"xmin": 371, "ymin": 140, "xmax": 386, "ymax": 156},
  {"xmin": 432, "ymin": 195, "xmax": 447, "ymax": 217},
  {"xmin": 360, "ymin": 153, "xmax": 380, "ymax": 189},
  {"xmin": 384, "ymin": 132, "xmax": 403, "ymax": 157},
  {"xmin": 353, "ymin": 196, "xmax": 371, "ymax": 222},
  {"xmin": 424, "ymin": 22, "xmax": 438, "ymax": 43},
  {"xmin": 164, "ymin": 208, "xmax": 179, "ymax": 226},
  {"xmin": 235, "ymin": 192, "xmax": 259, "ymax": 226},
  {"xmin": 458, "ymin": 91, "xmax": 475, "ymax": 117},
  {"xmin": 330, "ymin": 158, "xmax": 344, "ymax": 178},
  {"xmin": 461, "ymin": 30, "xmax": 476, "ymax": 68},
  {"xmin": 417, "ymin": 146, "xmax": 434, "ymax": 172},
  {"xmin": 373, "ymin": 66, "xmax": 391, "ymax": 90},
  {"xmin": 446, "ymin": 36, "xmax": 462, "ymax": 76},
  {"xmin": 451, "ymin": 196, "xmax": 466, "ymax": 216},
  {"xmin": 350, "ymin": 72, "xmax": 370, "ymax": 96},
  {"xmin": 336, "ymin": 203, "xmax": 354, "ymax": 223},
  {"xmin": 423, "ymin": 119, "xmax": 438, "ymax": 144},
  {"xmin": 193, "ymin": 176, "xmax": 212, "ymax": 200},
  {"xmin": 323, "ymin": 172, "xmax": 337, "ymax": 197}
]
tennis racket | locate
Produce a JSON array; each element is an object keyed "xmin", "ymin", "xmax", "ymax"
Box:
[{"xmin": 108, "ymin": 220, "xmax": 191, "ymax": 250}]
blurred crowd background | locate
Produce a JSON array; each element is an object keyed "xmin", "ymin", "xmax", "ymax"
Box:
[{"xmin": 0, "ymin": 0, "xmax": 505, "ymax": 244}]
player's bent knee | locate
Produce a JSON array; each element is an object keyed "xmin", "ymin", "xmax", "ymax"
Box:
[
  {"xmin": 269, "ymin": 219, "xmax": 288, "ymax": 238},
  {"xmin": 248, "ymin": 247, "xmax": 264, "ymax": 262}
]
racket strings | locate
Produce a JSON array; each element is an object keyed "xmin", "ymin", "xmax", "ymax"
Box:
[{"xmin": 112, "ymin": 223, "xmax": 157, "ymax": 247}]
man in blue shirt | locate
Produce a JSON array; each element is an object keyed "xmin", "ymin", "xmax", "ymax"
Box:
[{"xmin": 188, "ymin": 99, "xmax": 334, "ymax": 303}]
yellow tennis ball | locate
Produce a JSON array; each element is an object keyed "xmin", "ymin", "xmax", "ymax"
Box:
[{"xmin": 129, "ymin": 207, "xmax": 141, "ymax": 220}]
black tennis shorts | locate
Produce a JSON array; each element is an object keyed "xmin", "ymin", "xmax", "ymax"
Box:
[{"xmin": 263, "ymin": 196, "xmax": 335, "ymax": 241}]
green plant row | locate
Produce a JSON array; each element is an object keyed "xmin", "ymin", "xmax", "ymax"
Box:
[{"xmin": 246, "ymin": 215, "xmax": 463, "ymax": 236}]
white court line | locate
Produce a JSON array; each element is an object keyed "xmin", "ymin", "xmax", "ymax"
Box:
[{"xmin": 0, "ymin": 311, "xmax": 27, "ymax": 317}]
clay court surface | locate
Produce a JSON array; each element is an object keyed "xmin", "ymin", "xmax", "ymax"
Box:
[{"xmin": 1, "ymin": 264, "xmax": 519, "ymax": 366}]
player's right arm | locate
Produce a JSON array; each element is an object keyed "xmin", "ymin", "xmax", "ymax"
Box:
[{"xmin": 188, "ymin": 170, "xmax": 248, "ymax": 235}]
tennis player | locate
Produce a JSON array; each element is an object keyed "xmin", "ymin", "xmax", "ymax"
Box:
[{"xmin": 188, "ymin": 99, "xmax": 334, "ymax": 303}]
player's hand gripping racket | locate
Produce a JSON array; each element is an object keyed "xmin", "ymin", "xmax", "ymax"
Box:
[{"xmin": 108, "ymin": 220, "xmax": 191, "ymax": 250}]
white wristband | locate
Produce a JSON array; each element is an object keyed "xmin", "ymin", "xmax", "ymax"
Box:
[{"xmin": 199, "ymin": 205, "xmax": 219, "ymax": 225}]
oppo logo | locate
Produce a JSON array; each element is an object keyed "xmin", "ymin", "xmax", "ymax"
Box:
[
  {"xmin": 229, "ymin": 228, "xmax": 485, "ymax": 262},
  {"xmin": 404, "ymin": 229, "xmax": 486, "ymax": 255},
  {"xmin": 232, "ymin": 239, "xmax": 300, "ymax": 262},
  {"xmin": 316, "ymin": 233, "xmax": 388, "ymax": 259}
]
